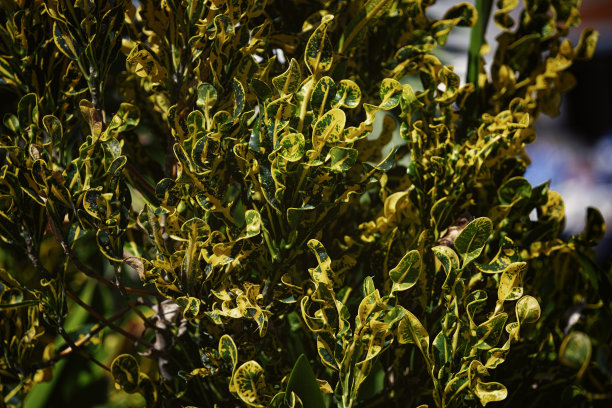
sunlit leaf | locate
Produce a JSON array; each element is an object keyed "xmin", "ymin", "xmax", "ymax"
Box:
[
  {"xmin": 398, "ymin": 309, "xmax": 429, "ymax": 352},
  {"xmin": 304, "ymin": 15, "xmax": 334, "ymax": 74},
  {"xmin": 454, "ymin": 217, "xmax": 492, "ymax": 266},
  {"xmin": 272, "ymin": 58, "xmax": 301, "ymax": 96},
  {"xmin": 389, "ymin": 249, "xmax": 421, "ymax": 292},
  {"xmin": 233, "ymin": 361, "xmax": 267, "ymax": 407}
]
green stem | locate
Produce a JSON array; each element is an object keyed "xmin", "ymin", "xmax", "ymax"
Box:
[
  {"xmin": 463, "ymin": 0, "xmax": 494, "ymax": 137},
  {"xmin": 467, "ymin": 0, "xmax": 493, "ymax": 87}
]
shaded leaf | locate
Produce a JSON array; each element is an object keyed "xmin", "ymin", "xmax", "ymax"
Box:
[
  {"xmin": 474, "ymin": 313, "xmax": 508, "ymax": 350},
  {"xmin": 285, "ymin": 355, "xmax": 326, "ymax": 408},
  {"xmin": 111, "ymin": 354, "xmax": 140, "ymax": 393}
]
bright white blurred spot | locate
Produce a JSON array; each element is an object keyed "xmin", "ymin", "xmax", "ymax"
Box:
[{"xmin": 273, "ymin": 48, "xmax": 286, "ymax": 65}]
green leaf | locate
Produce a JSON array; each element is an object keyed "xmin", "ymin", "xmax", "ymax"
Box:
[
  {"xmin": 232, "ymin": 78, "xmax": 246, "ymax": 119},
  {"xmin": 582, "ymin": 207, "xmax": 605, "ymax": 244},
  {"xmin": 53, "ymin": 22, "xmax": 81, "ymax": 60},
  {"xmin": 106, "ymin": 103, "xmax": 140, "ymax": 136},
  {"xmin": 285, "ymin": 355, "xmax": 326, "ymax": 408},
  {"xmin": 18, "ymin": 93, "xmax": 38, "ymax": 130},
  {"xmin": 378, "ymin": 78, "xmax": 403, "ymax": 109},
  {"xmin": 340, "ymin": 0, "xmax": 393, "ymax": 52},
  {"xmin": 559, "ymin": 331, "xmax": 592, "ymax": 377},
  {"xmin": 454, "ymin": 217, "xmax": 492, "ymax": 267},
  {"xmin": 433, "ymin": 332, "xmax": 451, "ymax": 368},
  {"xmin": 498, "ymin": 177, "xmax": 532, "ymax": 206},
  {"xmin": 316, "ymin": 336, "xmax": 338, "ymax": 371},
  {"xmin": 307, "ymin": 239, "xmax": 333, "ymax": 286},
  {"xmin": 0, "ymin": 299, "xmax": 40, "ymax": 310},
  {"xmin": 250, "ymin": 78, "xmax": 273, "ymax": 101},
  {"xmin": 431, "ymin": 246, "xmax": 459, "ymax": 276},
  {"xmin": 197, "ymin": 83, "xmax": 218, "ymax": 128},
  {"xmin": 111, "ymin": 354, "xmax": 140, "ymax": 393},
  {"xmin": 42, "ymin": 115, "xmax": 63, "ymax": 146},
  {"xmin": 310, "ymin": 76, "xmax": 336, "ymax": 116},
  {"xmin": 474, "ymin": 313, "xmax": 508, "ymax": 350},
  {"xmin": 444, "ymin": 371, "xmax": 469, "ymax": 403},
  {"xmin": 497, "ymin": 262, "xmax": 526, "ymax": 304},
  {"xmin": 96, "ymin": 229, "xmax": 122, "ymax": 262},
  {"xmin": 398, "ymin": 309, "xmax": 429, "ymax": 352},
  {"xmin": 332, "ymin": 79, "xmax": 361, "ymax": 109},
  {"xmin": 474, "ymin": 379, "xmax": 508, "ymax": 406},
  {"xmin": 176, "ymin": 296, "xmax": 200, "ymax": 319},
  {"xmin": 304, "ymin": 15, "xmax": 334, "ymax": 74},
  {"xmin": 137, "ymin": 373, "xmax": 158, "ymax": 407},
  {"xmin": 243, "ymin": 209, "xmax": 262, "ymax": 238},
  {"xmin": 515, "ymin": 295, "xmax": 540, "ymax": 324},
  {"xmin": 389, "ymin": 249, "xmax": 421, "ymax": 292},
  {"xmin": 233, "ymin": 361, "xmax": 266, "ymax": 407},
  {"xmin": 465, "ymin": 290, "xmax": 488, "ymax": 329},
  {"xmin": 431, "ymin": 196, "xmax": 456, "ymax": 233},
  {"xmin": 272, "ymin": 58, "xmax": 301, "ymax": 96},
  {"xmin": 278, "ymin": 132, "xmax": 305, "ymax": 162},
  {"xmin": 328, "ymin": 146, "xmax": 357, "ymax": 173},
  {"xmin": 265, "ymin": 95, "xmax": 293, "ymax": 141},
  {"xmin": 311, "ymin": 108, "xmax": 345, "ymax": 153},
  {"xmin": 219, "ymin": 334, "xmax": 238, "ymax": 371}
]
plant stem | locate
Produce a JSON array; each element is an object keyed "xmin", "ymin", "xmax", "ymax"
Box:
[
  {"xmin": 462, "ymin": 0, "xmax": 494, "ymax": 138},
  {"xmin": 66, "ymin": 289, "xmax": 155, "ymax": 350}
]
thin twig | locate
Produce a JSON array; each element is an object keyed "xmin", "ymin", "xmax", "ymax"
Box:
[
  {"xmin": 46, "ymin": 211, "xmax": 159, "ymax": 298},
  {"xmin": 21, "ymin": 225, "xmax": 55, "ymax": 280},
  {"xmin": 29, "ymin": 304, "xmax": 134, "ymax": 372},
  {"xmin": 65, "ymin": 289, "xmax": 155, "ymax": 350},
  {"xmin": 57, "ymin": 325, "xmax": 110, "ymax": 372}
]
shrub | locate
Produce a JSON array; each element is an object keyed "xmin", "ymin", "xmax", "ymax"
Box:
[{"xmin": 0, "ymin": 0, "xmax": 610, "ymax": 407}]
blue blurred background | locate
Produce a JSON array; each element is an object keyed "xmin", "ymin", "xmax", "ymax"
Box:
[
  {"xmin": 524, "ymin": 0, "xmax": 612, "ymax": 264},
  {"xmin": 431, "ymin": 0, "xmax": 612, "ymax": 265}
]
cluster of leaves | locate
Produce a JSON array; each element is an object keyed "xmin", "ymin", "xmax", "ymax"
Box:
[{"xmin": 0, "ymin": 0, "xmax": 610, "ymax": 407}]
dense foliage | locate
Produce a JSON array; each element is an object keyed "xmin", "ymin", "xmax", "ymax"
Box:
[{"xmin": 0, "ymin": 0, "xmax": 610, "ymax": 407}]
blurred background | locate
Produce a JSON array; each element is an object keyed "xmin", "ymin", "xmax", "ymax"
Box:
[{"xmin": 432, "ymin": 0, "xmax": 612, "ymax": 266}]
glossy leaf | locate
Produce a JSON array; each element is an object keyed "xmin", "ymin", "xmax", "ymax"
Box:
[
  {"xmin": 304, "ymin": 15, "xmax": 334, "ymax": 74},
  {"xmin": 497, "ymin": 262, "xmax": 526, "ymax": 304},
  {"xmin": 332, "ymin": 79, "xmax": 361, "ymax": 109},
  {"xmin": 272, "ymin": 58, "xmax": 301, "ymax": 96},
  {"xmin": 219, "ymin": 334, "xmax": 238, "ymax": 371},
  {"xmin": 278, "ymin": 132, "xmax": 305, "ymax": 162},
  {"xmin": 515, "ymin": 295, "xmax": 540, "ymax": 324},
  {"xmin": 474, "ymin": 313, "xmax": 508, "ymax": 350},
  {"xmin": 454, "ymin": 217, "xmax": 492, "ymax": 266},
  {"xmin": 389, "ymin": 249, "xmax": 421, "ymax": 292},
  {"xmin": 398, "ymin": 309, "xmax": 429, "ymax": 352},
  {"xmin": 328, "ymin": 146, "xmax": 357, "ymax": 173},
  {"xmin": 311, "ymin": 108, "xmax": 345, "ymax": 153},
  {"xmin": 233, "ymin": 361, "xmax": 266, "ymax": 407},
  {"xmin": 474, "ymin": 379, "xmax": 508, "ymax": 406},
  {"xmin": 53, "ymin": 22, "xmax": 80, "ymax": 60},
  {"xmin": 310, "ymin": 76, "xmax": 336, "ymax": 116},
  {"xmin": 378, "ymin": 78, "xmax": 403, "ymax": 109}
]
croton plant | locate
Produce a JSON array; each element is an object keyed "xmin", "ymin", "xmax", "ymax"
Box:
[{"xmin": 0, "ymin": 0, "xmax": 610, "ymax": 407}]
